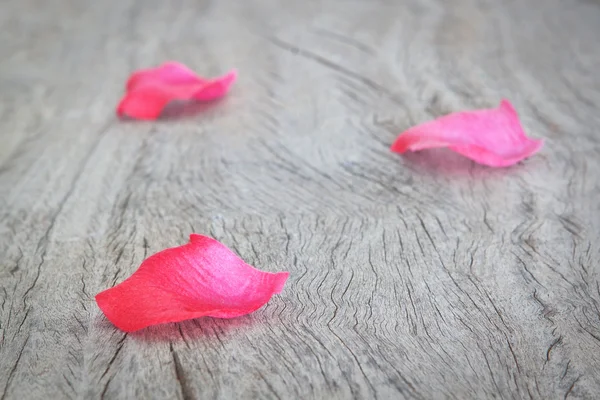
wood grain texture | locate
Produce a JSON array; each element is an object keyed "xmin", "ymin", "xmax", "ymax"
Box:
[{"xmin": 1, "ymin": 0, "xmax": 600, "ymax": 398}]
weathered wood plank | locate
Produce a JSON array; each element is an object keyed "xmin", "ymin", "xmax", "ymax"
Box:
[{"xmin": 1, "ymin": 0, "xmax": 599, "ymax": 399}]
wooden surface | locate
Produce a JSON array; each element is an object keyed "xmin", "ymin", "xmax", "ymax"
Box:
[{"xmin": 1, "ymin": 0, "xmax": 600, "ymax": 398}]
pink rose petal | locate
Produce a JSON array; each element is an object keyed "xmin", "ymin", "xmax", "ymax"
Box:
[
  {"xmin": 116, "ymin": 62, "xmax": 237, "ymax": 120},
  {"xmin": 391, "ymin": 100, "xmax": 543, "ymax": 167},
  {"xmin": 95, "ymin": 234, "xmax": 289, "ymax": 332}
]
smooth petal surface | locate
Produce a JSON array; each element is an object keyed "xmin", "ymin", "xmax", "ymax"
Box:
[
  {"xmin": 96, "ymin": 234, "xmax": 289, "ymax": 332},
  {"xmin": 125, "ymin": 62, "xmax": 207, "ymax": 91},
  {"xmin": 391, "ymin": 100, "xmax": 543, "ymax": 167},
  {"xmin": 116, "ymin": 62, "xmax": 237, "ymax": 120}
]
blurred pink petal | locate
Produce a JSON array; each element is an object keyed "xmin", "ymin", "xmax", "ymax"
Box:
[
  {"xmin": 116, "ymin": 62, "xmax": 237, "ymax": 120},
  {"xmin": 391, "ymin": 100, "xmax": 543, "ymax": 167}
]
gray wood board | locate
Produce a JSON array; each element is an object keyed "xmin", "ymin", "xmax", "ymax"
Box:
[{"xmin": 1, "ymin": 0, "xmax": 600, "ymax": 398}]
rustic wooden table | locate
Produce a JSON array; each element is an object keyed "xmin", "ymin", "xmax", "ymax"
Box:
[{"xmin": 1, "ymin": 0, "xmax": 599, "ymax": 399}]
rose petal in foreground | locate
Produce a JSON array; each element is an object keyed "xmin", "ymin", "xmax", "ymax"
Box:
[
  {"xmin": 391, "ymin": 100, "xmax": 543, "ymax": 167},
  {"xmin": 96, "ymin": 234, "xmax": 289, "ymax": 332},
  {"xmin": 116, "ymin": 62, "xmax": 237, "ymax": 120}
]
